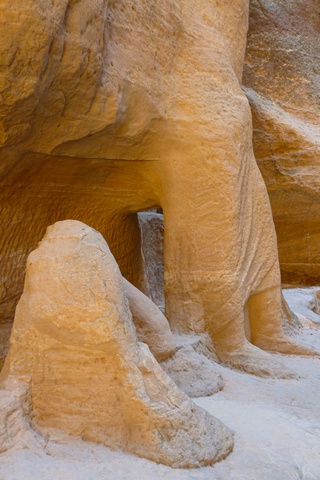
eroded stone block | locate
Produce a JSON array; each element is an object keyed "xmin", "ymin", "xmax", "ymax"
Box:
[{"xmin": 0, "ymin": 220, "xmax": 232, "ymax": 468}]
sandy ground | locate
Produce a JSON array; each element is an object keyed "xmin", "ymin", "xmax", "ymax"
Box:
[{"xmin": 1, "ymin": 288, "xmax": 320, "ymax": 480}]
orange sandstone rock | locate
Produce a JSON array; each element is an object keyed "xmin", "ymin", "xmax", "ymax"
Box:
[
  {"xmin": 0, "ymin": 0, "xmax": 315, "ymax": 374},
  {"xmin": 244, "ymin": 0, "xmax": 320, "ymax": 285},
  {"xmin": 0, "ymin": 220, "xmax": 233, "ymax": 467},
  {"xmin": 123, "ymin": 277, "xmax": 175, "ymax": 362}
]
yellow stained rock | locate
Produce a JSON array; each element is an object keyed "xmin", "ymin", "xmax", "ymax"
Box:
[
  {"xmin": 0, "ymin": 0, "xmax": 317, "ymax": 374},
  {"xmin": 0, "ymin": 220, "xmax": 233, "ymax": 467},
  {"xmin": 244, "ymin": 0, "xmax": 320, "ymax": 286}
]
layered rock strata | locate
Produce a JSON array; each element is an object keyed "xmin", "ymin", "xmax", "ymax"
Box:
[
  {"xmin": 244, "ymin": 0, "xmax": 320, "ymax": 285},
  {"xmin": 0, "ymin": 220, "xmax": 233, "ymax": 467}
]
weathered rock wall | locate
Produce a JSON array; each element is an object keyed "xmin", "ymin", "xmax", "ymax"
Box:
[
  {"xmin": 244, "ymin": 0, "xmax": 320, "ymax": 285},
  {"xmin": 0, "ymin": 0, "xmax": 306, "ymax": 373}
]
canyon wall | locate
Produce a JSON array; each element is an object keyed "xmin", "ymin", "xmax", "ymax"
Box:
[
  {"xmin": 0, "ymin": 0, "xmax": 313, "ymax": 374},
  {"xmin": 244, "ymin": 0, "xmax": 320, "ymax": 285}
]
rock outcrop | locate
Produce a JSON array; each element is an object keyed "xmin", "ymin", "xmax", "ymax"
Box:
[
  {"xmin": 0, "ymin": 0, "xmax": 317, "ymax": 373},
  {"xmin": 244, "ymin": 0, "xmax": 320, "ymax": 286},
  {"xmin": 0, "ymin": 220, "xmax": 233, "ymax": 467},
  {"xmin": 123, "ymin": 277, "xmax": 175, "ymax": 361}
]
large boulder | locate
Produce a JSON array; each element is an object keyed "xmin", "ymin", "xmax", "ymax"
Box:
[{"xmin": 0, "ymin": 220, "xmax": 232, "ymax": 468}]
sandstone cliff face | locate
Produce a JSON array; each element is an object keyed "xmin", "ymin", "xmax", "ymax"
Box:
[
  {"xmin": 244, "ymin": 0, "xmax": 320, "ymax": 285},
  {"xmin": 0, "ymin": 0, "xmax": 310, "ymax": 373},
  {"xmin": 0, "ymin": 221, "xmax": 232, "ymax": 467}
]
